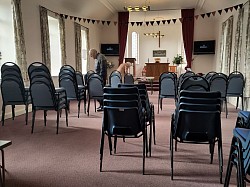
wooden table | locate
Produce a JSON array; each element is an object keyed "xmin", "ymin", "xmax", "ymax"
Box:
[{"xmin": 0, "ymin": 140, "xmax": 12, "ymax": 187}]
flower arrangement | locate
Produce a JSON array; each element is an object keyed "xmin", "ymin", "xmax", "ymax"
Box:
[
  {"xmin": 172, "ymin": 54, "xmax": 183, "ymax": 65},
  {"xmin": 106, "ymin": 61, "xmax": 114, "ymax": 69}
]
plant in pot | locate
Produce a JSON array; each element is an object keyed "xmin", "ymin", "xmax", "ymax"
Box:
[{"xmin": 172, "ymin": 54, "xmax": 183, "ymax": 66}]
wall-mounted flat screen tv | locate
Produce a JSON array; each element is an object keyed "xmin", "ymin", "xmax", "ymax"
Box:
[
  {"xmin": 101, "ymin": 44, "xmax": 120, "ymax": 56},
  {"xmin": 193, "ymin": 40, "xmax": 215, "ymax": 55}
]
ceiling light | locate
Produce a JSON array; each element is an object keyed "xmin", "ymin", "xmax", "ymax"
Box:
[{"xmin": 124, "ymin": 5, "xmax": 150, "ymax": 12}]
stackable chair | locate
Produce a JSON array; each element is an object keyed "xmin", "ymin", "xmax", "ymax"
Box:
[
  {"xmin": 204, "ymin": 71, "xmax": 217, "ymax": 82},
  {"xmin": 100, "ymin": 87, "xmax": 147, "ymax": 174},
  {"xmin": 179, "ymin": 75, "xmax": 210, "ymax": 93},
  {"xmin": 158, "ymin": 72, "xmax": 177, "ymax": 114},
  {"xmin": 76, "ymin": 71, "xmax": 85, "ymax": 86},
  {"xmin": 28, "ymin": 62, "xmax": 68, "ymax": 134},
  {"xmin": 209, "ymin": 73, "xmax": 228, "ymax": 117},
  {"xmin": 59, "ymin": 65, "xmax": 86, "ymax": 117},
  {"xmin": 1, "ymin": 62, "xmax": 31, "ymax": 126},
  {"xmin": 227, "ymin": 71, "xmax": 245, "ymax": 110},
  {"xmin": 87, "ymin": 73, "xmax": 104, "ymax": 116},
  {"xmin": 109, "ymin": 70, "xmax": 122, "ymax": 88},
  {"xmin": 224, "ymin": 127, "xmax": 250, "ymax": 187},
  {"xmin": 177, "ymin": 71, "xmax": 195, "ymax": 90},
  {"xmin": 124, "ymin": 73, "xmax": 134, "ymax": 84},
  {"xmin": 170, "ymin": 90, "xmax": 223, "ymax": 183}
]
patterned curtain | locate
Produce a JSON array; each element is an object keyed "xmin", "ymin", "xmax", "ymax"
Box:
[
  {"xmin": 219, "ymin": 16, "xmax": 233, "ymax": 74},
  {"xmin": 12, "ymin": 0, "xmax": 28, "ymax": 81},
  {"xmin": 59, "ymin": 16, "xmax": 67, "ymax": 66},
  {"xmin": 86, "ymin": 28, "xmax": 90, "ymax": 71},
  {"xmin": 74, "ymin": 22, "xmax": 82, "ymax": 71},
  {"xmin": 219, "ymin": 22, "xmax": 226, "ymax": 72},
  {"xmin": 232, "ymin": 8, "xmax": 244, "ymax": 72},
  {"xmin": 245, "ymin": 1, "xmax": 250, "ymax": 97},
  {"xmin": 39, "ymin": 6, "xmax": 51, "ymax": 71}
]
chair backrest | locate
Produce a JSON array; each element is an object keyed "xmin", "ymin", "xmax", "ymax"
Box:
[
  {"xmin": 159, "ymin": 72, "xmax": 177, "ymax": 98},
  {"xmin": 110, "ymin": 70, "xmax": 122, "ymax": 80},
  {"xmin": 30, "ymin": 79, "xmax": 57, "ymax": 108},
  {"xmin": 109, "ymin": 74, "xmax": 122, "ymax": 88},
  {"xmin": 76, "ymin": 71, "xmax": 85, "ymax": 86},
  {"xmin": 204, "ymin": 71, "xmax": 217, "ymax": 81},
  {"xmin": 84, "ymin": 70, "xmax": 95, "ymax": 86},
  {"xmin": 210, "ymin": 73, "xmax": 228, "ymax": 98},
  {"xmin": 179, "ymin": 75, "xmax": 210, "ymax": 93},
  {"xmin": 103, "ymin": 87, "xmax": 144, "ymax": 136},
  {"xmin": 227, "ymin": 71, "xmax": 244, "ymax": 95},
  {"xmin": 175, "ymin": 90, "xmax": 221, "ymax": 142},
  {"xmin": 177, "ymin": 71, "xmax": 195, "ymax": 89},
  {"xmin": 124, "ymin": 73, "xmax": 134, "ymax": 84},
  {"xmin": 87, "ymin": 73, "xmax": 104, "ymax": 99}
]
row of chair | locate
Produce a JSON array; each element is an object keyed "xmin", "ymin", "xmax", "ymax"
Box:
[{"xmin": 158, "ymin": 71, "xmax": 245, "ymax": 117}]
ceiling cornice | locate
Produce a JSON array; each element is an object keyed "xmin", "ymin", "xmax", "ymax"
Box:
[{"xmin": 98, "ymin": 0, "xmax": 117, "ymax": 14}]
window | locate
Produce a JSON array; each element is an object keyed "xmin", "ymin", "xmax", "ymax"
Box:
[
  {"xmin": 0, "ymin": 0, "xmax": 16, "ymax": 75},
  {"xmin": 81, "ymin": 27, "xmax": 89, "ymax": 74},
  {"xmin": 48, "ymin": 15, "xmax": 61, "ymax": 76},
  {"xmin": 132, "ymin": 32, "xmax": 139, "ymax": 64}
]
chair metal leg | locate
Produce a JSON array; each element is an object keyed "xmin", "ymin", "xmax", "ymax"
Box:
[
  {"xmin": 236, "ymin": 97, "xmax": 239, "ymax": 109},
  {"xmin": 108, "ymin": 135, "xmax": 112, "ymax": 155},
  {"xmin": 1, "ymin": 150, "xmax": 5, "ymax": 187},
  {"xmin": 225, "ymin": 98, "xmax": 228, "ymax": 118},
  {"xmin": 56, "ymin": 110, "xmax": 59, "ymax": 134},
  {"xmin": 170, "ymin": 131, "xmax": 174, "ymax": 180},
  {"xmin": 241, "ymin": 96, "xmax": 244, "ymax": 110},
  {"xmin": 100, "ymin": 129, "xmax": 105, "ymax": 172},
  {"xmin": 11, "ymin": 105, "xmax": 15, "ymax": 120},
  {"xmin": 44, "ymin": 110, "xmax": 47, "ymax": 126},
  {"xmin": 114, "ymin": 136, "xmax": 117, "ymax": 154},
  {"xmin": 94, "ymin": 100, "xmax": 96, "ymax": 112},
  {"xmin": 31, "ymin": 109, "xmax": 36, "ymax": 133},
  {"xmin": 157, "ymin": 97, "xmax": 160, "ymax": 114},
  {"xmin": 87, "ymin": 98, "xmax": 90, "ymax": 116},
  {"xmin": 25, "ymin": 103, "xmax": 29, "ymax": 125},
  {"xmin": 2, "ymin": 105, "xmax": 5, "ymax": 126},
  {"xmin": 65, "ymin": 109, "xmax": 68, "ymax": 127},
  {"xmin": 149, "ymin": 119, "xmax": 152, "ymax": 157},
  {"xmin": 209, "ymin": 142, "xmax": 215, "ymax": 164},
  {"xmin": 143, "ymin": 128, "xmax": 146, "ymax": 175},
  {"xmin": 77, "ymin": 100, "xmax": 81, "ymax": 118},
  {"xmin": 152, "ymin": 107, "xmax": 156, "ymax": 145}
]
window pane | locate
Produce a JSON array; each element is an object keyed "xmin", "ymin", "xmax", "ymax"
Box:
[
  {"xmin": 81, "ymin": 28, "xmax": 88, "ymax": 74},
  {"xmin": 48, "ymin": 16, "xmax": 61, "ymax": 76},
  {"xmin": 0, "ymin": 0, "xmax": 16, "ymax": 75}
]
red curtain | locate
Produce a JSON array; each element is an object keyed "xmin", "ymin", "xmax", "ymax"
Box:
[
  {"xmin": 118, "ymin": 12, "xmax": 129, "ymax": 65},
  {"xmin": 181, "ymin": 9, "xmax": 194, "ymax": 69}
]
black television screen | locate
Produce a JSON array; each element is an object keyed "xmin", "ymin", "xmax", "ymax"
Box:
[
  {"xmin": 193, "ymin": 40, "xmax": 215, "ymax": 55},
  {"xmin": 101, "ymin": 44, "xmax": 120, "ymax": 56}
]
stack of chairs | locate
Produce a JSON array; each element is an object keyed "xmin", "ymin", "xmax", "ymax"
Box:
[
  {"xmin": 100, "ymin": 87, "xmax": 148, "ymax": 174},
  {"xmin": 170, "ymin": 90, "xmax": 223, "ymax": 183},
  {"xmin": 109, "ymin": 70, "xmax": 122, "ymax": 88},
  {"xmin": 119, "ymin": 83, "xmax": 156, "ymax": 154},
  {"xmin": 225, "ymin": 110, "xmax": 250, "ymax": 186},
  {"xmin": 59, "ymin": 65, "xmax": 86, "ymax": 117},
  {"xmin": 28, "ymin": 62, "xmax": 68, "ymax": 134},
  {"xmin": 1, "ymin": 62, "xmax": 31, "ymax": 126},
  {"xmin": 124, "ymin": 73, "xmax": 134, "ymax": 84}
]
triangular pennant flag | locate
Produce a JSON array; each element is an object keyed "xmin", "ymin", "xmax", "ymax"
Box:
[
  {"xmin": 102, "ymin": 21, "xmax": 105, "ymax": 25},
  {"xmin": 70, "ymin": 16, "xmax": 74, "ymax": 20},
  {"xmin": 74, "ymin": 17, "xmax": 77, "ymax": 21},
  {"xmin": 224, "ymin": 8, "xmax": 229, "ymax": 13},
  {"xmin": 131, "ymin": 22, "xmax": 135, "ymax": 26},
  {"xmin": 139, "ymin": 22, "xmax": 143, "ymax": 26},
  {"xmin": 229, "ymin": 7, "xmax": 233, "ymax": 12},
  {"xmin": 201, "ymin": 14, "xmax": 205, "ymax": 18},
  {"xmin": 114, "ymin": 21, "xmax": 117, "ymax": 26},
  {"xmin": 179, "ymin": 18, "xmax": 183, "ymax": 23},
  {"xmin": 64, "ymin": 15, "xmax": 68, "ymax": 19},
  {"xmin": 60, "ymin": 14, "xmax": 64, "ymax": 18},
  {"xmin": 150, "ymin": 21, "xmax": 154, "ymax": 26},
  {"xmin": 218, "ymin": 10, "xmax": 223, "ymax": 15},
  {"xmin": 145, "ymin": 21, "xmax": 149, "ymax": 26},
  {"xmin": 172, "ymin": 19, "xmax": 177, "ymax": 24},
  {"xmin": 239, "ymin": 4, "xmax": 243, "ymax": 9},
  {"xmin": 96, "ymin": 20, "xmax": 100, "ymax": 24},
  {"xmin": 78, "ymin": 18, "xmax": 82, "ymax": 22},
  {"xmin": 167, "ymin": 20, "xmax": 171, "ymax": 24},
  {"xmin": 92, "ymin": 20, "xmax": 96, "ymax": 24},
  {"xmin": 156, "ymin": 21, "xmax": 160, "ymax": 25},
  {"xmin": 234, "ymin": 5, "xmax": 239, "ymax": 10},
  {"xmin": 162, "ymin": 20, "xmax": 166, "ymax": 24},
  {"xmin": 206, "ymin": 12, "xmax": 211, "ymax": 17},
  {"xmin": 136, "ymin": 22, "xmax": 140, "ymax": 26},
  {"xmin": 212, "ymin": 11, "xmax": 216, "ymax": 16},
  {"xmin": 87, "ymin": 19, "xmax": 91, "ymax": 23},
  {"xmin": 195, "ymin": 15, "xmax": 199, "ymax": 20},
  {"xmin": 107, "ymin": 21, "xmax": 111, "ymax": 25}
]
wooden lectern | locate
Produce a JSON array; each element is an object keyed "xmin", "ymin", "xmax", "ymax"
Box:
[{"xmin": 124, "ymin": 58, "xmax": 136, "ymax": 76}]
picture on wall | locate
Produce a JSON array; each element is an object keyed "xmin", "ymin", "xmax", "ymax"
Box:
[{"xmin": 153, "ymin": 50, "xmax": 167, "ymax": 57}]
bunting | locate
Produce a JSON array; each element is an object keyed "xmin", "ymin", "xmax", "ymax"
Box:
[{"xmin": 40, "ymin": 2, "xmax": 244, "ymax": 27}]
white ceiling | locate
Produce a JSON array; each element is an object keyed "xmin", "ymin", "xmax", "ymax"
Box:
[{"xmin": 52, "ymin": 0, "xmax": 246, "ymax": 21}]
